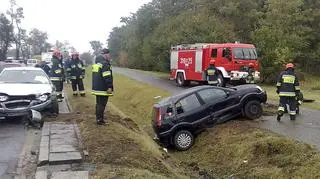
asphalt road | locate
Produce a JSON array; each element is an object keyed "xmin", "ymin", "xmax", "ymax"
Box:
[
  {"xmin": 114, "ymin": 67, "xmax": 320, "ymax": 150},
  {"xmin": 0, "ymin": 119, "xmax": 26, "ymax": 179}
]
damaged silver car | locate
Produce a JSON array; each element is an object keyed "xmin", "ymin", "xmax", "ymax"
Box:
[{"xmin": 0, "ymin": 67, "xmax": 59, "ymax": 120}]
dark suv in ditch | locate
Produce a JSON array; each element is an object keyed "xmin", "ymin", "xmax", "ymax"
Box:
[{"xmin": 152, "ymin": 85, "xmax": 267, "ymax": 150}]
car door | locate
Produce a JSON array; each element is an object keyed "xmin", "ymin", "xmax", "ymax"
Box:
[
  {"xmin": 197, "ymin": 88, "xmax": 240, "ymax": 124},
  {"xmin": 174, "ymin": 93, "xmax": 209, "ymax": 129}
]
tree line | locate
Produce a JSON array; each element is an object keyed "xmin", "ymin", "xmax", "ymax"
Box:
[{"xmin": 107, "ymin": 0, "xmax": 320, "ymax": 82}]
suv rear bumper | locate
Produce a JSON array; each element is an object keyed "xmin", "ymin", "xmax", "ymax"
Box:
[{"xmin": 0, "ymin": 99, "xmax": 53, "ymax": 118}]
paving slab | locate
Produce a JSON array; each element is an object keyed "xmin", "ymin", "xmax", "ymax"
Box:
[
  {"xmin": 51, "ymin": 171, "xmax": 88, "ymax": 179},
  {"xmin": 50, "ymin": 145, "xmax": 77, "ymax": 153},
  {"xmin": 49, "ymin": 152, "xmax": 82, "ymax": 165},
  {"xmin": 48, "ymin": 164, "xmax": 72, "ymax": 172},
  {"xmin": 50, "ymin": 138, "xmax": 77, "ymax": 146}
]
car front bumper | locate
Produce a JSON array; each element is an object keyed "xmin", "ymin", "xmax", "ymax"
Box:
[{"xmin": 0, "ymin": 99, "xmax": 53, "ymax": 118}]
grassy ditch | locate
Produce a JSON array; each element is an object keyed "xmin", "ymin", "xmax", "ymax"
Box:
[{"xmin": 62, "ymin": 70, "xmax": 320, "ymax": 178}]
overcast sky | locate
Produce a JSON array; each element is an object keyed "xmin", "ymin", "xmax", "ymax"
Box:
[{"xmin": 0, "ymin": 0, "xmax": 151, "ymax": 53}]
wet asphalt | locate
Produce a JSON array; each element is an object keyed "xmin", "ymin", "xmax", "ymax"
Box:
[
  {"xmin": 0, "ymin": 119, "xmax": 26, "ymax": 179},
  {"xmin": 114, "ymin": 67, "xmax": 320, "ymax": 150}
]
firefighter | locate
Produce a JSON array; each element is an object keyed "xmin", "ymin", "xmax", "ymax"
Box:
[
  {"xmin": 246, "ymin": 63, "xmax": 255, "ymax": 84},
  {"xmin": 69, "ymin": 52, "xmax": 86, "ymax": 96},
  {"xmin": 50, "ymin": 50, "xmax": 64, "ymax": 102},
  {"xmin": 92, "ymin": 48, "xmax": 113, "ymax": 125},
  {"xmin": 64, "ymin": 55, "xmax": 72, "ymax": 84},
  {"xmin": 59, "ymin": 54, "xmax": 65, "ymax": 96},
  {"xmin": 36, "ymin": 61, "xmax": 50, "ymax": 76},
  {"xmin": 206, "ymin": 60, "xmax": 219, "ymax": 86},
  {"xmin": 276, "ymin": 63, "xmax": 300, "ymax": 121}
]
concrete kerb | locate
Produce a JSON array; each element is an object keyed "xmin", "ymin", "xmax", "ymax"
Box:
[
  {"xmin": 38, "ymin": 123, "xmax": 50, "ymax": 166},
  {"xmin": 63, "ymin": 91, "xmax": 73, "ymax": 113}
]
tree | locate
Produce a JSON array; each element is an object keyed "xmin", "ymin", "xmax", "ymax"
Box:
[
  {"xmin": 7, "ymin": 0, "xmax": 24, "ymax": 59},
  {"xmin": 0, "ymin": 13, "xmax": 14, "ymax": 60},
  {"xmin": 80, "ymin": 52, "xmax": 94, "ymax": 65},
  {"xmin": 29, "ymin": 28, "xmax": 49, "ymax": 55},
  {"xmin": 89, "ymin": 40, "xmax": 103, "ymax": 56}
]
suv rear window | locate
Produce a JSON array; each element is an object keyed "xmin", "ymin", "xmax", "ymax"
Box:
[{"xmin": 176, "ymin": 94, "xmax": 201, "ymax": 114}]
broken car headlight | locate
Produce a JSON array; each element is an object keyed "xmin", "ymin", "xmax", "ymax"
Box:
[
  {"xmin": 38, "ymin": 94, "xmax": 48, "ymax": 102},
  {"xmin": 0, "ymin": 95, "xmax": 9, "ymax": 102}
]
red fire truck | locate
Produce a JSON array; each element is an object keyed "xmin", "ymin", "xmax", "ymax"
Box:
[{"xmin": 170, "ymin": 43, "xmax": 260, "ymax": 87}]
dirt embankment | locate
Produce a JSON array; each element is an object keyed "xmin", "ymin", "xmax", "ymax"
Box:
[{"xmin": 59, "ymin": 73, "xmax": 320, "ymax": 179}]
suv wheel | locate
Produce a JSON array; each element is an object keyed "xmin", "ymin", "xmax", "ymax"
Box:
[
  {"xmin": 244, "ymin": 100, "xmax": 262, "ymax": 120},
  {"xmin": 176, "ymin": 73, "xmax": 190, "ymax": 87},
  {"xmin": 173, "ymin": 130, "xmax": 194, "ymax": 151},
  {"xmin": 216, "ymin": 74, "xmax": 225, "ymax": 87}
]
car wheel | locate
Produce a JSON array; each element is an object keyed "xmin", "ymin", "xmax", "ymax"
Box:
[
  {"xmin": 173, "ymin": 130, "xmax": 194, "ymax": 151},
  {"xmin": 176, "ymin": 73, "xmax": 190, "ymax": 87},
  {"xmin": 244, "ymin": 100, "xmax": 262, "ymax": 120},
  {"xmin": 216, "ymin": 74, "xmax": 225, "ymax": 87}
]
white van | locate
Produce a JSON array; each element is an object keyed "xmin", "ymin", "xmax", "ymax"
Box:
[{"xmin": 27, "ymin": 59, "xmax": 40, "ymax": 67}]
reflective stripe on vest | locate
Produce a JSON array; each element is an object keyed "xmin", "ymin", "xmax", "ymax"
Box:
[
  {"xmin": 102, "ymin": 71, "xmax": 111, "ymax": 77},
  {"xmin": 279, "ymin": 92, "xmax": 296, "ymax": 97},
  {"xmin": 207, "ymin": 69, "xmax": 215, "ymax": 75},
  {"xmin": 282, "ymin": 75, "xmax": 295, "ymax": 84},
  {"xmin": 91, "ymin": 90, "xmax": 113, "ymax": 96},
  {"xmin": 50, "ymin": 77, "xmax": 61, "ymax": 81},
  {"xmin": 55, "ymin": 69, "xmax": 62, "ymax": 74}
]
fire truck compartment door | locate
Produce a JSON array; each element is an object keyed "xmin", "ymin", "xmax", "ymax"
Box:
[{"xmin": 195, "ymin": 50, "xmax": 203, "ymax": 72}]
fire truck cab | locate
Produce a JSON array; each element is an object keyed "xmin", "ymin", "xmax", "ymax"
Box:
[{"xmin": 170, "ymin": 43, "xmax": 260, "ymax": 87}]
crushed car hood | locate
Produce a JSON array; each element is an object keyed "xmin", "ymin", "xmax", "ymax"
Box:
[{"xmin": 0, "ymin": 83, "xmax": 52, "ymax": 96}]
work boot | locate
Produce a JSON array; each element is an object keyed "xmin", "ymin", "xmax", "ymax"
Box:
[
  {"xmin": 290, "ymin": 115, "xmax": 296, "ymax": 121},
  {"xmin": 97, "ymin": 120, "xmax": 108, "ymax": 126},
  {"xmin": 73, "ymin": 93, "xmax": 78, "ymax": 97},
  {"xmin": 80, "ymin": 93, "xmax": 86, "ymax": 97},
  {"xmin": 277, "ymin": 112, "xmax": 283, "ymax": 122},
  {"xmin": 277, "ymin": 115, "xmax": 281, "ymax": 122}
]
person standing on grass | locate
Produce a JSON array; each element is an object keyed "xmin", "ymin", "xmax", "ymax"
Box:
[
  {"xmin": 92, "ymin": 48, "xmax": 113, "ymax": 125},
  {"xmin": 276, "ymin": 63, "xmax": 300, "ymax": 121},
  {"xmin": 68, "ymin": 52, "xmax": 86, "ymax": 97}
]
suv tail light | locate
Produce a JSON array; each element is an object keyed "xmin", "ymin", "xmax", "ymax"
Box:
[{"xmin": 155, "ymin": 107, "xmax": 162, "ymax": 127}]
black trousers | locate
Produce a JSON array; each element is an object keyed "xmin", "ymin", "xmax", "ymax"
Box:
[
  {"xmin": 71, "ymin": 78, "xmax": 85, "ymax": 93},
  {"xmin": 278, "ymin": 96, "xmax": 297, "ymax": 116},
  {"xmin": 96, "ymin": 96, "xmax": 109, "ymax": 122},
  {"xmin": 52, "ymin": 81, "xmax": 63, "ymax": 98}
]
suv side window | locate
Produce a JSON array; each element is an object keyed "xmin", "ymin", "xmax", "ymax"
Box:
[
  {"xmin": 211, "ymin": 49, "xmax": 217, "ymax": 58},
  {"xmin": 197, "ymin": 88, "xmax": 227, "ymax": 104},
  {"xmin": 176, "ymin": 94, "xmax": 201, "ymax": 115}
]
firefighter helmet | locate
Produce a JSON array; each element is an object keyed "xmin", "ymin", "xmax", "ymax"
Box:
[
  {"xmin": 53, "ymin": 50, "xmax": 61, "ymax": 57},
  {"xmin": 286, "ymin": 63, "xmax": 294, "ymax": 69},
  {"xmin": 209, "ymin": 59, "xmax": 216, "ymax": 65}
]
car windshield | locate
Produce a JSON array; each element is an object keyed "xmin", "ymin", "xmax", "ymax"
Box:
[
  {"xmin": 233, "ymin": 48, "xmax": 257, "ymax": 60},
  {"xmin": 0, "ymin": 70, "xmax": 49, "ymax": 84}
]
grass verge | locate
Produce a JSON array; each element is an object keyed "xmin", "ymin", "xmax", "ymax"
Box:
[{"xmin": 61, "ymin": 69, "xmax": 320, "ymax": 178}]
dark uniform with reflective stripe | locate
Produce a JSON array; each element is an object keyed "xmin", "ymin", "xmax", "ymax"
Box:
[
  {"xmin": 36, "ymin": 61, "xmax": 50, "ymax": 76},
  {"xmin": 64, "ymin": 59, "xmax": 71, "ymax": 83},
  {"xmin": 92, "ymin": 54, "xmax": 113, "ymax": 123},
  {"xmin": 50, "ymin": 56, "xmax": 64, "ymax": 100},
  {"xmin": 68, "ymin": 58, "xmax": 86, "ymax": 96},
  {"xmin": 276, "ymin": 69, "xmax": 300, "ymax": 120},
  {"xmin": 206, "ymin": 64, "xmax": 218, "ymax": 85}
]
